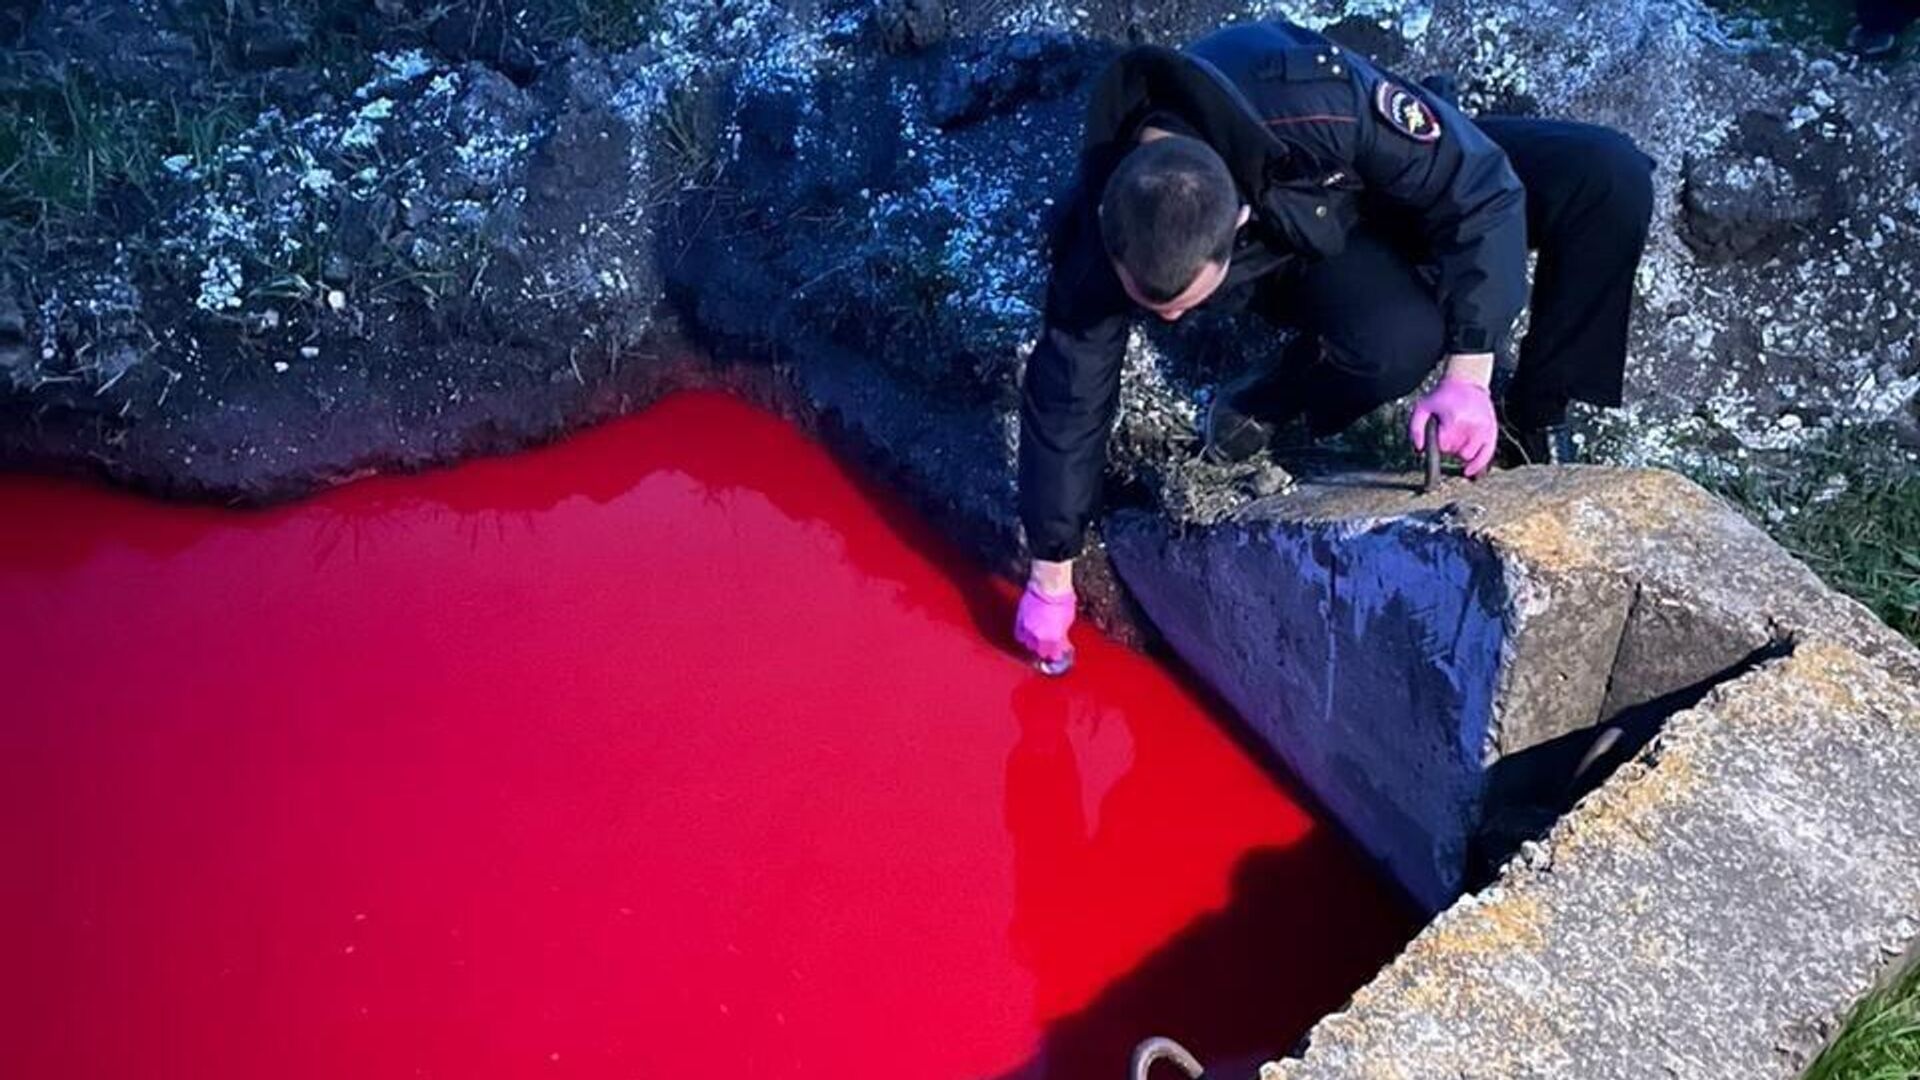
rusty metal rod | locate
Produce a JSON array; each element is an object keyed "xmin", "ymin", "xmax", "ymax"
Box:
[
  {"xmin": 1132, "ymin": 1036, "xmax": 1205, "ymax": 1079},
  {"xmin": 1423, "ymin": 413, "xmax": 1441, "ymax": 494}
]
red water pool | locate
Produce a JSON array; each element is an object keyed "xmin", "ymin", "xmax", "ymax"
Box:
[{"xmin": 0, "ymin": 391, "xmax": 1412, "ymax": 1080}]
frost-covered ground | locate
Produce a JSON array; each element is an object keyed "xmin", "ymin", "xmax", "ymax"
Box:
[
  {"xmin": 662, "ymin": 0, "xmax": 1920, "ymax": 462},
  {"xmin": 640, "ymin": 0, "xmax": 1920, "ymax": 548},
  {"xmin": 1, "ymin": 0, "xmax": 1914, "ymax": 629}
]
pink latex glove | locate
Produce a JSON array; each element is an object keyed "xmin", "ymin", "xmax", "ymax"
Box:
[
  {"xmin": 1014, "ymin": 580, "xmax": 1076, "ymax": 667},
  {"xmin": 1410, "ymin": 376, "xmax": 1499, "ymax": 478}
]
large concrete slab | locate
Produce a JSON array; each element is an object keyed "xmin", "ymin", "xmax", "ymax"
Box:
[
  {"xmin": 1269, "ymin": 641, "xmax": 1920, "ymax": 1079},
  {"xmin": 1106, "ymin": 465, "xmax": 1918, "ymax": 907},
  {"xmin": 1105, "ymin": 506, "xmax": 1508, "ymax": 910},
  {"xmin": 1105, "ymin": 463, "xmax": 1920, "ymax": 1078}
]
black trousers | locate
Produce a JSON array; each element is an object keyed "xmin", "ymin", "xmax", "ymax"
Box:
[
  {"xmin": 1859, "ymin": 0, "xmax": 1920, "ymax": 34},
  {"xmin": 1259, "ymin": 116, "xmax": 1655, "ymax": 434}
]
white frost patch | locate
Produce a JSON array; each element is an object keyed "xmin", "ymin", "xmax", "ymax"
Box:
[
  {"xmin": 606, "ymin": 0, "xmax": 861, "ymax": 180},
  {"xmin": 1399, "ymin": 3, "xmax": 1434, "ymax": 39},
  {"xmin": 1241, "ymin": 0, "xmax": 1427, "ymax": 39},
  {"xmin": 164, "ymin": 59, "xmax": 532, "ymax": 316},
  {"xmin": 341, "ymin": 97, "xmax": 395, "ymax": 150},
  {"xmin": 358, "ymin": 49, "xmax": 439, "ymax": 98},
  {"xmin": 1850, "ymin": 368, "xmax": 1920, "ymax": 422},
  {"xmin": 859, "ymin": 80, "xmax": 1052, "ymax": 351},
  {"xmin": 196, "ymin": 255, "xmax": 244, "ymax": 312},
  {"xmin": 1119, "ymin": 326, "xmax": 1200, "ymax": 431},
  {"xmin": 993, "ymin": 0, "xmax": 1088, "ymax": 34},
  {"xmin": 454, "ymin": 130, "xmax": 534, "ymax": 189}
]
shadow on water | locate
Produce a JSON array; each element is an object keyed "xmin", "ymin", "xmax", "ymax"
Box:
[
  {"xmin": 784, "ymin": 388, "xmax": 1433, "ymax": 1080},
  {"xmin": 987, "ymin": 838, "xmax": 1416, "ymax": 1080},
  {"xmin": 995, "ymin": 677, "xmax": 1421, "ymax": 1080}
]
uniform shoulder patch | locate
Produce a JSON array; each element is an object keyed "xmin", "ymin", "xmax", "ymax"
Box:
[{"xmin": 1374, "ymin": 81, "xmax": 1442, "ymax": 143}]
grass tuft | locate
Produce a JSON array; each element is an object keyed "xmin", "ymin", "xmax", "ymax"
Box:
[
  {"xmin": 1705, "ymin": 428, "xmax": 1920, "ymax": 644},
  {"xmin": 1708, "ymin": 0, "xmax": 1856, "ymax": 45},
  {"xmin": 0, "ymin": 75, "xmax": 256, "ymax": 235},
  {"xmin": 545, "ymin": 0, "xmax": 660, "ymax": 50},
  {"xmin": 1805, "ymin": 962, "xmax": 1920, "ymax": 1080}
]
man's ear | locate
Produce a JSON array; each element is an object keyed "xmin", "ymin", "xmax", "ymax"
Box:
[{"xmin": 1236, "ymin": 204, "xmax": 1252, "ymax": 228}]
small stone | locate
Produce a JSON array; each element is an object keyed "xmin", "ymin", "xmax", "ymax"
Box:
[
  {"xmin": 326, "ymin": 290, "xmax": 348, "ymax": 312},
  {"xmin": 926, "ymin": 31, "xmax": 1088, "ymax": 129},
  {"xmin": 1680, "ymin": 148, "xmax": 1823, "ymax": 264},
  {"xmin": 0, "ymin": 277, "xmax": 26, "ymax": 372},
  {"xmin": 1777, "ymin": 413, "xmax": 1802, "ymax": 430},
  {"xmin": 322, "ymin": 253, "xmax": 354, "ymax": 285},
  {"xmin": 1248, "ymin": 463, "xmax": 1293, "ymax": 498},
  {"xmin": 873, "ymin": 0, "xmax": 948, "ymax": 54},
  {"xmin": 299, "ymin": 346, "xmax": 320, "ymax": 359},
  {"xmin": 230, "ymin": 18, "xmax": 309, "ymax": 72},
  {"xmin": 273, "ymin": 361, "xmax": 290, "ymax": 373}
]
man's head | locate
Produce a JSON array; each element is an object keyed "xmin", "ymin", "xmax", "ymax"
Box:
[{"xmin": 1098, "ymin": 135, "xmax": 1249, "ymax": 321}]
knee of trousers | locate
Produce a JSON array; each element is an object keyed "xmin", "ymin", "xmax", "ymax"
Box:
[
  {"xmin": 1319, "ymin": 316, "xmax": 1444, "ymax": 401},
  {"xmin": 1605, "ymin": 136, "xmax": 1656, "ymax": 235},
  {"xmin": 1568, "ymin": 130, "xmax": 1658, "ymax": 239}
]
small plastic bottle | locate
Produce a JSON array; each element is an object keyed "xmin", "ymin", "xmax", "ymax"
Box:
[{"xmin": 1035, "ymin": 648, "xmax": 1075, "ymax": 677}]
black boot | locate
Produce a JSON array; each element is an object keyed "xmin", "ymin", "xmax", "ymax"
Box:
[
  {"xmin": 1204, "ymin": 370, "xmax": 1281, "ymax": 463},
  {"xmin": 1203, "ymin": 340, "xmax": 1313, "ymax": 464},
  {"xmin": 1490, "ymin": 367, "xmax": 1579, "ymax": 467},
  {"xmin": 1847, "ymin": 24, "xmax": 1902, "ymax": 60},
  {"xmin": 1496, "ymin": 416, "xmax": 1578, "ymax": 467}
]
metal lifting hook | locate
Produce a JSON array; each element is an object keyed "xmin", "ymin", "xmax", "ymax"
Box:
[
  {"xmin": 1423, "ymin": 413, "xmax": 1442, "ymax": 495},
  {"xmin": 1132, "ymin": 1036, "xmax": 1205, "ymax": 1079}
]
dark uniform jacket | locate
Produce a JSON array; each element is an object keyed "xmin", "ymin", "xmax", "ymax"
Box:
[{"xmin": 1018, "ymin": 19, "xmax": 1528, "ymax": 561}]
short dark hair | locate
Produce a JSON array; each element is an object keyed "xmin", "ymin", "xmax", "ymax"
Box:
[{"xmin": 1097, "ymin": 136, "xmax": 1240, "ymax": 304}]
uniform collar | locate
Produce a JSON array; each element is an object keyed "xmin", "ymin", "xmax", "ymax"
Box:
[
  {"xmin": 1082, "ymin": 47, "xmax": 1287, "ymax": 194},
  {"xmin": 1081, "ymin": 45, "xmax": 1338, "ymax": 259}
]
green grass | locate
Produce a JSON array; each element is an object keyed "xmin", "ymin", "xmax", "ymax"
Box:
[
  {"xmin": 0, "ymin": 79, "xmax": 233, "ymax": 230},
  {"xmin": 1806, "ymin": 963, "xmax": 1920, "ymax": 1080},
  {"xmin": 655, "ymin": 81, "xmax": 719, "ymax": 185},
  {"xmin": 543, "ymin": 0, "xmax": 660, "ymax": 50},
  {"xmin": 1709, "ymin": 0, "xmax": 1856, "ymax": 45},
  {"xmin": 0, "ymin": 0, "xmax": 387, "ymax": 237},
  {"xmin": 1705, "ymin": 429, "xmax": 1920, "ymax": 644},
  {"xmin": 0, "ymin": 0, "xmax": 661, "ymax": 234},
  {"xmin": 0, "ymin": 76, "xmax": 263, "ymax": 282}
]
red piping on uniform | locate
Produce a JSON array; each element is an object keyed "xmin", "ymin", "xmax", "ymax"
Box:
[{"xmin": 1264, "ymin": 114, "xmax": 1358, "ymax": 125}]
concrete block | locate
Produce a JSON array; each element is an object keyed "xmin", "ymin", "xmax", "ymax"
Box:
[
  {"xmin": 1600, "ymin": 583, "xmax": 1775, "ymax": 720},
  {"xmin": 1266, "ymin": 642, "xmax": 1920, "ymax": 1079},
  {"xmin": 1106, "ymin": 465, "xmax": 1919, "ymax": 908},
  {"xmin": 1493, "ymin": 560, "xmax": 1634, "ymax": 752},
  {"xmin": 1106, "ymin": 512, "xmax": 1507, "ymax": 910}
]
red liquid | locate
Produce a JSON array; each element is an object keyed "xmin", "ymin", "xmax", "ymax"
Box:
[{"xmin": 0, "ymin": 391, "xmax": 1411, "ymax": 1080}]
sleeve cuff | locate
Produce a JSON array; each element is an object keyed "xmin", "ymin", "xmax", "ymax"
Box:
[
  {"xmin": 1026, "ymin": 534, "xmax": 1086, "ymax": 563},
  {"xmin": 1445, "ymin": 326, "xmax": 1500, "ymax": 355}
]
